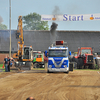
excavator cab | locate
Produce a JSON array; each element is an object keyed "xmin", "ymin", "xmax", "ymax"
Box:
[{"xmin": 23, "ymin": 46, "xmax": 33, "ymax": 60}]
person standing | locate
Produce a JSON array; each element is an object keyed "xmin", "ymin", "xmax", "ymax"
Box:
[
  {"xmin": 4, "ymin": 56, "xmax": 9, "ymax": 72},
  {"xmin": 7, "ymin": 56, "xmax": 11, "ymax": 72},
  {"xmin": 10, "ymin": 57, "xmax": 14, "ymax": 67}
]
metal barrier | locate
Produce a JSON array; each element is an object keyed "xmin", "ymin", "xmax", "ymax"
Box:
[{"xmin": 95, "ymin": 57, "xmax": 100, "ymax": 69}]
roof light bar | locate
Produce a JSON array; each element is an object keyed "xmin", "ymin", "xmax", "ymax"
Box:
[{"xmin": 56, "ymin": 41, "xmax": 63, "ymax": 45}]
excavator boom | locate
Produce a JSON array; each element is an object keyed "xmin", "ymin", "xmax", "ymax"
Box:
[{"xmin": 17, "ymin": 16, "xmax": 24, "ymax": 60}]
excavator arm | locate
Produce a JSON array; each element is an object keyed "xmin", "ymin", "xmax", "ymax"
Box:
[{"xmin": 16, "ymin": 16, "xmax": 24, "ymax": 60}]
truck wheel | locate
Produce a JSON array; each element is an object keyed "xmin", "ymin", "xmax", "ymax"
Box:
[
  {"xmin": 78, "ymin": 58, "xmax": 84, "ymax": 69},
  {"xmin": 29, "ymin": 64, "xmax": 31, "ymax": 70},
  {"xmin": 77, "ymin": 61, "xmax": 80, "ymax": 69},
  {"xmin": 64, "ymin": 71, "xmax": 69, "ymax": 74},
  {"xmin": 26, "ymin": 62, "xmax": 32, "ymax": 70},
  {"xmin": 47, "ymin": 70, "xmax": 50, "ymax": 73},
  {"xmin": 34, "ymin": 63, "xmax": 38, "ymax": 68}
]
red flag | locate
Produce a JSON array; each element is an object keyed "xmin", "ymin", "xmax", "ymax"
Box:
[{"xmin": 2, "ymin": 64, "xmax": 4, "ymax": 68}]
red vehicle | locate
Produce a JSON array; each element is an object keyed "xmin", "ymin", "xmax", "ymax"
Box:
[{"xmin": 76, "ymin": 47, "xmax": 94, "ymax": 69}]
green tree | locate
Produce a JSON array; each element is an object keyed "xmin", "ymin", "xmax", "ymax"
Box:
[
  {"xmin": 0, "ymin": 23, "xmax": 7, "ymax": 30},
  {"xmin": 23, "ymin": 13, "xmax": 49, "ymax": 30}
]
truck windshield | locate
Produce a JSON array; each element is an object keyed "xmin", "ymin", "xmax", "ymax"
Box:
[
  {"xmin": 49, "ymin": 49, "xmax": 68, "ymax": 57},
  {"xmin": 81, "ymin": 49, "xmax": 91, "ymax": 55}
]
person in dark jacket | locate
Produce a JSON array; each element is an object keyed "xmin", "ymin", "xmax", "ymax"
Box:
[
  {"xmin": 4, "ymin": 55, "xmax": 9, "ymax": 72},
  {"xmin": 7, "ymin": 56, "xmax": 11, "ymax": 72}
]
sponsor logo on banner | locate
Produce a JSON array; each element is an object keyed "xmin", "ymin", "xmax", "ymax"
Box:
[
  {"xmin": 42, "ymin": 18, "xmax": 51, "ymax": 21},
  {"xmin": 41, "ymin": 13, "xmax": 100, "ymax": 21},
  {"xmin": 90, "ymin": 14, "xmax": 100, "ymax": 20},
  {"xmin": 90, "ymin": 15, "xmax": 94, "ymax": 20},
  {"xmin": 52, "ymin": 15, "xmax": 56, "ymax": 21}
]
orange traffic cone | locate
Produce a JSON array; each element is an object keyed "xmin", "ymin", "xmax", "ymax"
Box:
[{"xmin": 2, "ymin": 64, "xmax": 4, "ymax": 68}]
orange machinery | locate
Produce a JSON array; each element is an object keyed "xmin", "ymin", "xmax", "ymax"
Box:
[
  {"xmin": 76, "ymin": 47, "xmax": 94, "ymax": 69},
  {"xmin": 14, "ymin": 16, "xmax": 33, "ymax": 70}
]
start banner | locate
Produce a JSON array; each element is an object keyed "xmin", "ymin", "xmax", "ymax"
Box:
[{"xmin": 41, "ymin": 13, "xmax": 100, "ymax": 21}]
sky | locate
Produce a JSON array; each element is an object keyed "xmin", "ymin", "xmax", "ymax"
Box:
[{"xmin": 0, "ymin": 0, "xmax": 100, "ymax": 31}]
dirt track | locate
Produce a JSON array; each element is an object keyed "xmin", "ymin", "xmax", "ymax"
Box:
[{"xmin": 0, "ymin": 69, "xmax": 100, "ymax": 100}]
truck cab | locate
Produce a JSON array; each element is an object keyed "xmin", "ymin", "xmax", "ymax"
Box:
[
  {"xmin": 47, "ymin": 41, "xmax": 70, "ymax": 73},
  {"xmin": 33, "ymin": 51, "xmax": 44, "ymax": 68}
]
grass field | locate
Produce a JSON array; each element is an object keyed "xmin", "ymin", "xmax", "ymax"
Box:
[
  {"xmin": 0, "ymin": 64, "xmax": 5, "ymax": 72},
  {"xmin": 0, "ymin": 64, "xmax": 4, "ymax": 68},
  {"xmin": 74, "ymin": 69, "xmax": 100, "ymax": 71}
]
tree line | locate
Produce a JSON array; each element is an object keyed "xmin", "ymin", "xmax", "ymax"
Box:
[{"xmin": 0, "ymin": 13, "xmax": 49, "ymax": 30}]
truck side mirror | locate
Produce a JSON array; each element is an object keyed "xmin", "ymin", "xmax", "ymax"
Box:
[{"xmin": 69, "ymin": 51, "xmax": 71, "ymax": 56}]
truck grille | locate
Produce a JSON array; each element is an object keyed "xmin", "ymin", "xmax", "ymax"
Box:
[{"xmin": 87, "ymin": 55, "xmax": 93, "ymax": 63}]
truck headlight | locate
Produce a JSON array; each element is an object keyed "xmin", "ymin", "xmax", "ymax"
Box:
[
  {"xmin": 49, "ymin": 65, "xmax": 52, "ymax": 68},
  {"xmin": 23, "ymin": 62, "xmax": 25, "ymax": 64},
  {"xmin": 16, "ymin": 62, "xmax": 19, "ymax": 64},
  {"xmin": 64, "ymin": 65, "xmax": 67, "ymax": 68}
]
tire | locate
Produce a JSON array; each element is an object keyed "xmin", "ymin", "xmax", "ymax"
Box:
[
  {"xmin": 47, "ymin": 70, "xmax": 50, "ymax": 73},
  {"xmin": 77, "ymin": 61, "xmax": 80, "ymax": 69},
  {"xmin": 89, "ymin": 64, "xmax": 94, "ymax": 69},
  {"xmin": 78, "ymin": 58, "xmax": 84, "ymax": 69},
  {"xmin": 34, "ymin": 63, "xmax": 38, "ymax": 68},
  {"xmin": 26, "ymin": 62, "xmax": 32, "ymax": 70},
  {"xmin": 64, "ymin": 71, "xmax": 69, "ymax": 74}
]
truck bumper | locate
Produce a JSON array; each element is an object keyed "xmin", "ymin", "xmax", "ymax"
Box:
[{"xmin": 48, "ymin": 67, "xmax": 69, "ymax": 72}]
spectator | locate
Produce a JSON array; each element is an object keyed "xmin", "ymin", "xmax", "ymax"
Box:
[
  {"xmin": 26, "ymin": 97, "xmax": 35, "ymax": 100},
  {"xmin": 10, "ymin": 57, "xmax": 14, "ymax": 67},
  {"xmin": 4, "ymin": 55, "xmax": 9, "ymax": 72},
  {"xmin": 7, "ymin": 56, "xmax": 10, "ymax": 72}
]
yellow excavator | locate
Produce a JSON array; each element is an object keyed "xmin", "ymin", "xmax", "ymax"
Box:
[{"xmin": 14, "ymin": 16, "xmax": 33, "ymax": 70}]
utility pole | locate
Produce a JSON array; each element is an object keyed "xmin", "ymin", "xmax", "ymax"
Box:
[{"xmin": 9, "ymin": 0, "xmax": 11, "ymax": 58}]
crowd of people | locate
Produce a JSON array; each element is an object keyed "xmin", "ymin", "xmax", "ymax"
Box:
[{"xmin": 3, "ymin": 55, "xmax": 14, "ymax": 72}]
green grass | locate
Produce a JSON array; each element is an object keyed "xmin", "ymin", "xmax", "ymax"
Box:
[
  {"xmin": 0, "ymin": 64, "xmax": 5, "ymax": 72},
  {"xmin": 0, "ymin": 64, "xmax": 3, "ymax": 68},
  {"xmin": 32, "ymin": 68, "xmax": 45, "ymax": 70},
  {"xmin": 74, "ymin": 68, "xmax": 100, "ymax": 71}
]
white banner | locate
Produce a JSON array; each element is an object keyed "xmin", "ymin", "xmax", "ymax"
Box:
[{"xmin": 41, "ymin": 13, "xmax": 100, "ymax": 21}]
